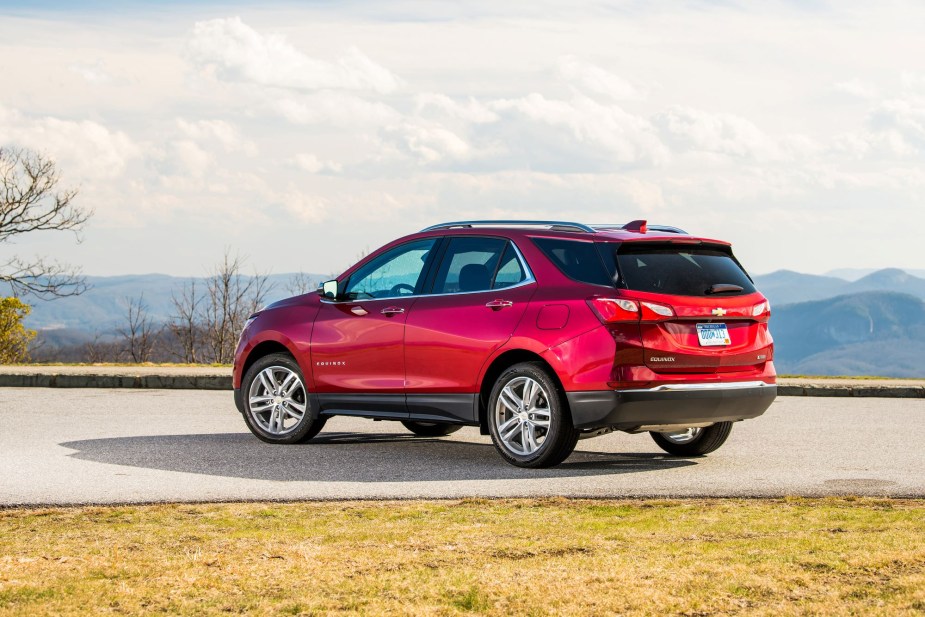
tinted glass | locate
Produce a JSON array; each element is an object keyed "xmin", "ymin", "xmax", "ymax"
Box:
[
  {"xmin": 432, "ymin": 237, "xmax": 506, "ymax": 294},
  {"xmin": 615, "ymin": 245, "xmax": 756, "ymax": 296},
  {"xmin": 532, "ymin": 238, "xmax": 612, "ymax": 286},
  {"xmin": 344, "ymin": 239, "xmax": 436, "ymax": 299},
  {"xmin": 493, "ymin": 244, "xmax": 527, "ymax": 289}
]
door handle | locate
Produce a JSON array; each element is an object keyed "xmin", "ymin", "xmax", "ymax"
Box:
[
  {"xmin": 485, "ymin": 299, "xmax": 513, "ymax": 310},
  {"xmin": 380, "ymin": 306, "xmax": 405, "ymax": 316}
]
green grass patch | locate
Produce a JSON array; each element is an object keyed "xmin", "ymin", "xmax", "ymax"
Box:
[{"xmin": 0, "ymin": 498, "xmax": 923, "ymax": 615}]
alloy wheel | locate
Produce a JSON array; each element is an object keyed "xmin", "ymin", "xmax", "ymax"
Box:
[
  {"xmin": 247, "ymin": 366, "xmax": 307, "ymax": 436},
  {"xmin": 493, "ymin": 376, "xmax": 551, "ymax": 456}
]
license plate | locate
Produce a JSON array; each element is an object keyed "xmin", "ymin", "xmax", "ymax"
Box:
[{"xmin": 696, "ymin": 323, "xmax": 731, "ymax": 347}]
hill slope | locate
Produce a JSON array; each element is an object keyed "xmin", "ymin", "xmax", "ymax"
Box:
[
  {"xmin": 754, "ymin": 268, "xmax": 925, "ymax": 306},
  {"xmin": 771, "ymin": 291, "xmax": 925, "ymax": 377},
  {"xmin": 18, "ymin": 273, "xmax": 327, "ymax": 331}
]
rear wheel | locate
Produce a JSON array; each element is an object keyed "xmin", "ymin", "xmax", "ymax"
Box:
[
  {"xmin": 650, "ymin": 422, "xmax": 732, "ymax": 456},
  {"xmin": 401, "ymin": 421, "xmax": 463, "ymax": 437},
  {"xmin": 241, "ymin": 353, "xmax": 326, "ymax": 444},
  {"xmin": 487, "ymin": 362, "xmax": 578, "ymax": 468}
]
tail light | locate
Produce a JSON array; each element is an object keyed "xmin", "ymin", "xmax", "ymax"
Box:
[
  {"xmin": 587, "ymin": 297, "xmax": 639, "ymax": 323},
  {"xmin": 752, "ymin": 300, "xmax": 771, "ymax": 322},
  {"xmin": 588, "ymin": 298, "xmax": 675, "ymax": 323},
  {"xmin": 640, "ymin": 301, "xmax": 674, "ymax": 322}
]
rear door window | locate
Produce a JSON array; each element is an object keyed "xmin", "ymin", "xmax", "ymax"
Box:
[
  {"xmin": 532, "ymin": 238, "xmax": 612, "ymax": 286},
  {"xmin": 492, "ymin": 244, "xmax": 527, "ymax": 289},
  {"xmin": 432, "ymin": 237, "xmax": 506, "ymax": 294},
  {"xmin": 615, "ymin": 245, "xmax": 756, "ymax": 296}
]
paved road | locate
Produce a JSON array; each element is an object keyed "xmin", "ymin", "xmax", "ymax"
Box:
[{"xmin": 2, "ymin": 388, "xmax": 923, "ymax": 506}]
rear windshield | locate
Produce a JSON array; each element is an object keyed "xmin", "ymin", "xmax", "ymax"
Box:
[{"xmin": 613, "ymin": 244, "xmax": 756, "ymax": 297}]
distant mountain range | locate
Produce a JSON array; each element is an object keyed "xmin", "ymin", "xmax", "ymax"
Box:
[
  {"xmin": 826, "ymin": 267, "xmax": 925, "ymax": 281},
  {"xmin": 18, "ymin": 273, "xmax": 327, "ymax": 331},
  {"xmin": 771, "ymin": 291, "xmax": 925, "ymax": 377},
  {"xmin": 11, "ymin": 267, "xmax": 925, "ymax": 377},
  {"xmin": 753, "ymin": 268, "xmax": 925, "ymax": 306}
]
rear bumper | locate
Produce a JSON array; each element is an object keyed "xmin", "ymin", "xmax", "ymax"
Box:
[{"xmin": 566, "ymin": 381, "xmax": 776, "ymax": 430}]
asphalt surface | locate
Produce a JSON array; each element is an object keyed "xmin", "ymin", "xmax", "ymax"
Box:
[{"xmin": 2, "ymin": 388, "xmax": 923, "ymax": 506}]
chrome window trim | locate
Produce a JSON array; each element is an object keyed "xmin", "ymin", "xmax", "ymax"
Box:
[{"xmin": 320, "ymin": 238, "xmax": 536, "ymax": 304}]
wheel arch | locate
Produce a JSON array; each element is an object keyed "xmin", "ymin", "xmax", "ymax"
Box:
[
  {"xmin": 241, "ymin": 340, "xmax": 297, "ymax": 385},
  {"xmin": 477, "ymin": 348, "xmax": 568, "ymax": 435}
]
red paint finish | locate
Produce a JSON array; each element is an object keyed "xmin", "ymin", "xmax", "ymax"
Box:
[
  {"xmin": 310, "ymin": 298, "xmax": 415, "ymax": 392},
  {"xmin": 234, "ymin": 223, "xmax": 776, "ymax": 411},
  {"xmin": 404, "ymin": 284, "xmax": 535, "ymax": 392},
  {"xmin": 536, "ymin": 304, "xmax": 570, "ymax": 330}
]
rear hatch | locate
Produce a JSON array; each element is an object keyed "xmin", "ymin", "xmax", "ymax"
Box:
[{"xmin": 604, "ymin": 241, "xmax": 772, "ymax": 373}]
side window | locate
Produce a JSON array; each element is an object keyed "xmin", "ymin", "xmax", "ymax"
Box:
[
  {"xmin": 432, "ymin": 237, "xmax": 506, "ymax": 294},
  {"xmin": 492, "ymin": 243, "xmax": 527, "ymax": 289},
  {"xmin": 532, "ymin": 237, "xmax": 612, "ymax": 286},
  {"xmin": 344, "ymin": 239, "xmax": 436, "ymax": 299}
]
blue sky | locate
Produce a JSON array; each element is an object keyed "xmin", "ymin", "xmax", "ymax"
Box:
[{"xmin": 1, "ymin": 0, "xmax": 923, "ymax": 277}]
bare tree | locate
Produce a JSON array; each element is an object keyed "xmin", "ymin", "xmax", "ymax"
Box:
[
  {"xmin": 0, "ymin": 147, "xmax": 89, "ymax": 298},
  {"xmin": 117, "ymin": 294, "xmax": 156, "ymax": 363},
  {"xmin": 285, "ymin": 272, "xmax": 318, "ymax": 296},
  {"xmin": 201, "ymin": 251, "xmax": 273, "ymax": 364},
  {"xmin": 83, "ymin": 333, "xmax": 118, "ymax": 364},
  {"xmin": 168, "ymin": 280, "xmax": 203, "ymax": 363}
]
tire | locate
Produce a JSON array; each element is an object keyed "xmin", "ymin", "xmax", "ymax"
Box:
[
  {"xmin": 650, "ymin": 422, "xmax": 733, "ymax": 456},
  {"xmin": 241, "ymin": 353, "xmax": 326, "ymax": 444},
  {"xmin": 487, "ymin": 362, "xmax": 579, "ymax": 468},
  {"xmin": 401, "ymin": 421, "xmax": 463, "ymax": 437}
]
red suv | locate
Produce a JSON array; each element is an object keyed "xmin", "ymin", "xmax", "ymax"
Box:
[{"xmin": 233, "ymin": 220, "xmax": 776, "ymax": 467}]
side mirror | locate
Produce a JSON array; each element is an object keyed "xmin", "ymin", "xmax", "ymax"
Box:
[{"xmin": 320, "ymin": 279, "xmax": 342, "ymax": 300}]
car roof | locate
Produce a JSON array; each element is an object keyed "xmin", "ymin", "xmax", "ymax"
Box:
[{"xmin": 413, "ymin": 220, "xmax": 731, "ymax": 246}]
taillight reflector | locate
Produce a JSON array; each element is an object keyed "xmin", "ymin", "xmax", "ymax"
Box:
[
  {"xmin": 640, "ymin": 301, "xmax": 674, "ymax": 321},
  {"xmin": 752, "ymin": 301, "xmax": 771, "ymax": 318},
  {"xmin": 588, "ymin": 297, "xmax": 639, "ymax": 323},
  {"xmin": 588, "ymin": 298, "xmax": 677, "ymax": 323}
]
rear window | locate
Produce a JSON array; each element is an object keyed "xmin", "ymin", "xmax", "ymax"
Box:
[
  {"xmin": 614, "ymin": 244, "xmax": 756, "ymax": 297},
  {"xmin": 532, "ymin": 238, "xmax": 612, "ymax": 286}
]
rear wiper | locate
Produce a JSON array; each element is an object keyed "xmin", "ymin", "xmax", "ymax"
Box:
[{"xmin": 706, "ymin": 283, "xmax": 744, "ymax": 294}]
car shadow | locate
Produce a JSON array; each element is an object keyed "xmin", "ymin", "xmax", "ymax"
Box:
[{"xmin": 60, "ymin": 431, "xmax": 697, "ymax": 482}]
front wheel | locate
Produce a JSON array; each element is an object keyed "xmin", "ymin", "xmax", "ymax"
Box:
[
  {"xmin": 650, "ymin": 422, "xmax": 733, "ymax": 456},
  {"xmin": 241, "ymin": 353, "xmax": 326, "ymax": 444},
  {"xmin": 401, "ymin": 421, "xmax": 463, "ymax": 437},
  {"xmin": 487, "ymin": 362, "xmax": 578, "ymax": 468}
]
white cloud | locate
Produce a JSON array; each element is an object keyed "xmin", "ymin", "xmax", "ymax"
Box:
[
  {"xmin": 389, "ymin": 122, "xmax": 473, "ymax": 163},
  {"xmin": 273, "ymin": 188, "xmax": 328, "ymax": 222},
  {"xmin": 835, "ymin": 79, "xmax": 878, "ymax": 99},
  {"xmin": 557, "ymin": 56, "xmax": 642, "ymax": 101},
  {"xmin": 188, "ymin": 17, "xmax": 400, "ymax": 93},
  {"xmin": 654, "ymin": 105, "xmax": 784, "ymax": 161},
  {"xmin": 869, "ymin": 98, "xmax": 925, "ymax": 150},
  {"xmin": 293, "ymin": 153, "xmax": 342, "ymax": 174},
  {"xmin": 177, "ymin": 118, "xmax": 257, "ymax": 155},
  {"xmin": 271, "ymin": 91, "xmax": 400, "ymax": 126},
  {"xmin": 69, "ymin": 60, "xmax": 112, "ymax": 85},
  {"xmin": 491, "ymin": 93, "xmax": 669, "ymax": 166},
  {"xmin": 0, "ymin": 105, "xmax": 139, "ymax": 180},
  {"xmin": 415, "ymin": 93, "xmax": 499, "ymax": 124}
]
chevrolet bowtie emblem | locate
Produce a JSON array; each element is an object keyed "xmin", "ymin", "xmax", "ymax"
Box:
[{"xmin": 711, "ymin": 308, "xmax": 727, "ymax": 317}]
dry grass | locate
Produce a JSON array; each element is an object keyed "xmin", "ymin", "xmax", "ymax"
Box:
[{"xmin": 1, "ymin": 498, "xmax": 924, "ymax": 615}]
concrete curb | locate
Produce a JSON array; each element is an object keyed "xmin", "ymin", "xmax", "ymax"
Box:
[
  {"xmin": 0, "ymin": 373, "xmax": 231, "ymax": 390},
  {"xmin": 1, "ymin": 370, "xmax": 924, "ymax": 398},
  {"xmin": 777, "ymin": 384, "xmax": 925, "ymax": 398}
]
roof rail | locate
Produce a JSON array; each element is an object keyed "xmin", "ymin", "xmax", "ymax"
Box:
[
  {"xmin": 422, "ymin": 220, "xmax": 596, "ymax": 233},
  {"xmin": 590, "ymin": 223, "xmax": 688, "ymax": 235}
]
